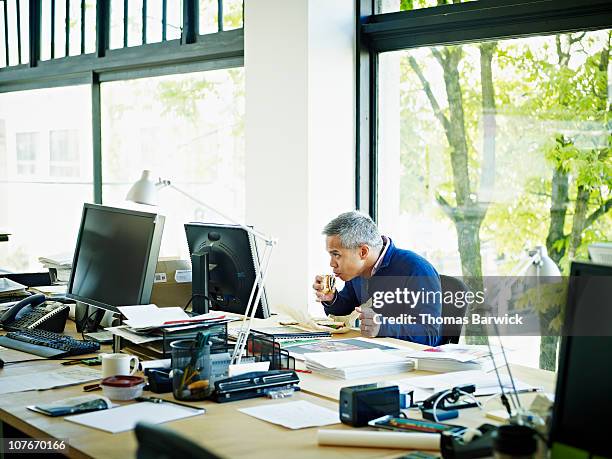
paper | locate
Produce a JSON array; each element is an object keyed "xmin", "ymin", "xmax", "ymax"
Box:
[
  {"xmin": 118, "ymin": 304, "xmax": 189, "ymax": 329},
  {"xmin": 0, "ymin": 366, "xmax": 102, "ymax": 395},
  {"xmin": 139, "ymin": 359, "xmax": 171, "ymax": 371},
  {"xmin": 0, "ymin": 346, "xmax": 47, "ymax": 363},
  {"xmin": 318, "ymin": 429, "xmax": 439, "ymax": 450},
  {"xmin": 66, "ymin": 401, "xmax": 205, "ymax": 433},
  {"xmin": 105, "ymin": 325, "xmax": 163, "ymax": 344},
  {"xmin": 394, "ymin": 370, "xmax": 539, "ymax": 398},
  {"xmin": 304, "ymin": 349, "xmax": 406, "ymax": 369},
  {"xmin": 229, "ymin": 361, "xmax": 270, "ymax": 377},
  {"xmin": 238, "ymin": 400, "xmax": 339, "ymax": 430},
  {"xmin": 175, "ymin": 269, "xmax": 192, "ymax": 283}
]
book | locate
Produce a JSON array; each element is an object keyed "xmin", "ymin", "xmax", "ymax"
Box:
[
  {"xmin": 250, "ymin": 325, "xmax": 331, "ymax": 340},
  {"xmin": 28, "ymin": 395, "xmax": 111, "ymax": 417},
  {"xmin": 287, "ymin": 338, "xmax": 400, "ymax": 359}
]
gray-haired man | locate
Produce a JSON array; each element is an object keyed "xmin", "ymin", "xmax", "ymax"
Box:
[{"xmin": 312, "ymin": 211, "xmax": 442, "ymax": 346}]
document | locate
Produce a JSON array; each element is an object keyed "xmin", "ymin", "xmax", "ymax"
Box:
[
  {"xmin": 238, "ymin": 400, "xmax": 340, "ymax": 430},
  {"xmin": 0, "ymin": 366, "xmax": 102, "ymax": 395},
  {"xmin": 105, "ymin": 325, "xmax": 163, "ymax": 344},
  {"xmin": 66, "ymin": 401, "xmax": 205, "ymax": 433},
  {"xmin": 118, "ymin": 304, "xmax": 189, "ymax": 329}
]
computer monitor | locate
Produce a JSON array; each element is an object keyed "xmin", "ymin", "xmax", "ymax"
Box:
[
  {"xmin": 67, "ymin": 203, "xmax": 165, "ymax": 314},
  {"xmin": 184, "ymin": 222, "xmax": 270, "ymax": 318},
  {"xmin": 587, "ymin": 242, "xmax": 612, "ymax": 266},
  {"xmin": 549, "ymin": 261, "xmax": 612, "ymax": 458}
]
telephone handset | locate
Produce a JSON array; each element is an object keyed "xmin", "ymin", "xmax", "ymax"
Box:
[{"xmin": 0, "ymin": 293, "xmax": 69, "ymax": 332}]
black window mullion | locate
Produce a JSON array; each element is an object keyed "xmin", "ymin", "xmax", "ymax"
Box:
[
  {"xmin": 181, "ymin": 0, "xmax": 198, "ymax": 45},
  {"xmin": 50, "ymin": 0, "xmax": 55, "ymax": 58},
  {"xmin": 123, "ymin": 0, "xmax": 127, "ymax": 47},
  {"xmin": 4, "ymin": 0, "xmax": 10, "ymax": 66},
  {"xmin": 161, "ymin": 0, "xmax": 167, "ymax": 41},
  {"xmin": 16, "ymin": 0, "xmax": 22, "ymax": 64},
  {"xmin": 29, "ymin": 0, "xmax": 41, "ymax": 67},
  {"xmin": 80, "ymin": 0, "xmax": 84, "ymax": 54},
  {"xmin": 96, "ymin": 0, "xmax": 109, "ymax": 57},
  {"xmin": 142, "ymin": 0, "xmax": 146, "ymax": 44},
  {"xmin": 65, "ymin": 0, "xmax": 70, "ymax": 56},
  {"xmin": 217, "ymin": 0, "xmax": 223, "ymax": 32}
]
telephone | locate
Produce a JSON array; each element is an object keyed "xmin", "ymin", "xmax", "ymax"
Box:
[{"xmin": 0, "ymin": 293, "xmax": 69, "ymax": 332}]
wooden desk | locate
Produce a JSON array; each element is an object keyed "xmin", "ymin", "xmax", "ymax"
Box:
[{"xmin": 0, "ymin": 319, "xmax": 556, "ymax": 459}]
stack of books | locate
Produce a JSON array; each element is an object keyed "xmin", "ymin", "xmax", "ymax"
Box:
[
  {"xmin": 398, "ymin": 344, "xmax": 505, "ymax": 373},
  {"xmin": 304, "ymin": 348, "xmax": 414, "ymax": 379}
]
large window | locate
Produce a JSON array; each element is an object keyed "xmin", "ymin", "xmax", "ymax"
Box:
[
  {"xmin": 377, "ymin": 29, "xmax": 612, "ymax": 368},
  {"xmin": 100, "ymin": 68, "xmax": 246, "ymax": 260},
  {"xmin": 0, "ymin": 86, "xmax": 93, "ymax": 272}
]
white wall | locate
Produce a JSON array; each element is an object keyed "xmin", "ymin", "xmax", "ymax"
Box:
[{"xmin": 245, "ymin": 0, "xmax": 356, "ymax": 318}]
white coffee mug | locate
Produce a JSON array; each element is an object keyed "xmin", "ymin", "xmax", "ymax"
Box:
[{"xmin": 101, "ymin": 353, "xmax": 139, "ymax": 378}]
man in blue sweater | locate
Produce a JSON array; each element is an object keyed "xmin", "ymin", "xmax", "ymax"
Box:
[{"xmin": 313, "ymin": 211, "xmax": 442, "ymax": 346}]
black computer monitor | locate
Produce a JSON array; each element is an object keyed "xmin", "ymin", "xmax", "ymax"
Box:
[
  {"xmin": 549, "ymin": 261, "xmax": 612, "ymax": 458},
  {"xmin": 67, "ymin": 203, "xmax": 165, "ymax": 314},
  {"xmin": 184, "ymin": 222, "xmax": 270, "ymax": 318}
]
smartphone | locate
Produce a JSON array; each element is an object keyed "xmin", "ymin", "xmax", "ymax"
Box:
[{"xmin": 368, "ymin": 415, "xmax": 466, "ymax": 435}]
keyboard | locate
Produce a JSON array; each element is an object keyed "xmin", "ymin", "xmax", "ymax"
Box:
[{"xmin": 0, "ymin": 328, "xmax": 100, "ymax": 358}]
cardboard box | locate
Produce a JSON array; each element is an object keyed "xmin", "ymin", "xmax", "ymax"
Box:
[{"xmin": 150, "ymin": 258, "xmax": 192, "ymax": 308}]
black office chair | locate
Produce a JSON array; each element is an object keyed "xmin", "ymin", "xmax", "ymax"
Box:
[
  {"xmin": 134, "ymin": 422, "xmax": 222, "ymax": 459},
  {"xmin": 439, "ymin": 275, "xmax": 471, "ymax": 345}
]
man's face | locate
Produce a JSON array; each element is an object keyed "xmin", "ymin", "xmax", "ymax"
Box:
[{"xmin": 326, "ymin": 235, "xmax": 368, "ymax": 282}]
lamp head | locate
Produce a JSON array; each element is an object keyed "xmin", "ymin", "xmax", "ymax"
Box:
[
  {"xmin": 527, "ymin": 246, "xmax": 561, "ymax": 278},
  {"xmin": 126, "ymin": 170, "xmax": 160, "ymax": 206}
]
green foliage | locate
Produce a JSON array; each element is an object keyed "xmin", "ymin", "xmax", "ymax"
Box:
[{"xmin": 156, "ymin": 79, "xmax": 219, "ymax": 123}]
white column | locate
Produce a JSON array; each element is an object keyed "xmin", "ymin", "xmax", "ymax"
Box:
[{"xmin": 245, "ymin": 0, "xmax": 355, "ymax": 318}]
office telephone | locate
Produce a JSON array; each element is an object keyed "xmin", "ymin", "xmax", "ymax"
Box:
[{"xmin": 0, "ymin": 293, "xmax": 69, "ymax": 332}]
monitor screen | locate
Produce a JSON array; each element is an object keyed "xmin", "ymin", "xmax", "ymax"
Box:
[
  {"xmin": 550, "ymin": 261, "xmax": 612, "ymax": 458},
  {"xmin": 67, "ymin": 204, "xmax": 165, "ymax": 313},
  {"xmin": 184, "ymin": 223, "xmax": 270, "ymax": 318}
]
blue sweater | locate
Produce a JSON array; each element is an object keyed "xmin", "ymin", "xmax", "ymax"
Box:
[{"xmin": 323, "ymin": 239, "xmax": 442, "ymax": 346}]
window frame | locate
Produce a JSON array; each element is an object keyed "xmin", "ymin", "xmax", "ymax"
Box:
[
  {"xmin": 0, "ymin": 0, "xmax": 244, "ymax": 204},
  {"xmin": 359, "ymin": 0, "xmax": 612, "ymax": 221}
]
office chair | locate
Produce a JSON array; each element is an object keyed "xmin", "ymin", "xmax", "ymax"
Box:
[
  {"xmin": 439, "ymin": 275, "xmax": 471, "ymax": 345},
  {"xmin": 134, "ymin": 422, "xmax": 222, "ymax": 459}
]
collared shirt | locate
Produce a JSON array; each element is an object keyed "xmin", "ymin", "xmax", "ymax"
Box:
[{"xmin": 370, "ymin": 235, "xmax": 390, "ymax": 276}]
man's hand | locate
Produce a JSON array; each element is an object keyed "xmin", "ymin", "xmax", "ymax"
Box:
[
  {"xmin": 355, "ymin": 306, "xmax": 381, "ymax": 338},
  {"xmin": 312, "ymin": 275, "xmax": 335, "ymax": 303}
]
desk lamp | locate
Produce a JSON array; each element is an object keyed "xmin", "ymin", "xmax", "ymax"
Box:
[{"xmin": 126, "ymin": 170, "xmax": 278, "ymax": 365}]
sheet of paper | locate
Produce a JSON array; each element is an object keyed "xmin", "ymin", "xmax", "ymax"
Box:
[
  {"xmin": 118, "ymin": 304, "xmax": 189, "ymax": 329},
  {"xmin": 394, "ymin": 370, "xmax": 538, "ymax": 397},
  {"xmin": 238, "ymin": 400, "xmax": 340, "ymax": 430},
  {"xmin": 174, "ymin": 269, "xmax": 192, "ymax": 283},
  {"xmin": 66, "ymin": 401, "xmax": 204, "ymax": 433},
  {"xmin": 229, "ymin": 361, "xmax": 270, "ymax": 377},
  {"xmin": 105, "ymin": 325, "xmax": 162, "ymax": 344},
  {"xmin": 139, "ymin": 359, "xmax": 171, "ymax": 371},
  {"xmin": 0, "ymin": 366, "xmax": 102, "ymax": 395},
  {"xmin": 0, "ymin": 346, "xmax": 47, "ymax": 363},
  {"xmin": 304, "ymin": 349, "xmax": 406, "ymax": 368}
]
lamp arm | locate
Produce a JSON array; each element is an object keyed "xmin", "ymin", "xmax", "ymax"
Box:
[{"xmin": 161, "ymin": 181, "xmax": 277, "ymax": 245}]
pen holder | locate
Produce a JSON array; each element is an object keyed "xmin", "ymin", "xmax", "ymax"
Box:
[{"xmin": 171, "ymin": 339, "xmax": 214, "ymax": 401}]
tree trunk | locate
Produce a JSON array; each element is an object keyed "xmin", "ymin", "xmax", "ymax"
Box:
[
  {"xmin": 568, "ymin": 185, "xmax": 591, "ymax": 260},
  {"xmin": 539, "ymin": 335, "xmax": 559, "ymax": 370},
  {"xmin": 546, "ymin": 163, "xmax": 569, "ymax": 265}
]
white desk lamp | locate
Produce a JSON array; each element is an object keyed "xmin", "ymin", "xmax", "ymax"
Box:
[{"xmin": 126, "ymin": 170, "xmax": 277, "ymax": 365}]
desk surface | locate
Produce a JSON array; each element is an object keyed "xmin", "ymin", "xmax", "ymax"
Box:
[{"xmin": 0, "ymin": 318, "xmax": 556, "ymax": 459}]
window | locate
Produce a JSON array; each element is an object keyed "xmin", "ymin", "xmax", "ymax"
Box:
[
  {"xmin": 101, "ymin": 67, "xmax": 246, "ymax": 260},
  {"xmin": 15, "ymin": 132, "xmax": 40, "ymax": 175},
  {"xmin": 49, "ymin": 129, "xmax": 80, "ymax": 177},
  {"xmin": 0, "ymin": 86, "xmax": 93, "ymax": 272},
  {"xmin": 376, "ymin": 29, "xmax": 612, "ymax": 368}
]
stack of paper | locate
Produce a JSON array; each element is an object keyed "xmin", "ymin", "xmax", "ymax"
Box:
[
  {"xmin": 304, "ymin": 349, "xmax": 414, "ymax": 379},
  {"xmin": 390, "ymin": 370, "xmax": 540, "ymax": 401},
  {"xmin": 38, "ymin": 253, "xmax": 73, "ymax": 282},
  {"xmin": 398, "ymin": 344, "xmax": 506, "ymax": 373},
  {"xmin": 0, "ymin": 278, "xmax": 29, "ymax": 300}
]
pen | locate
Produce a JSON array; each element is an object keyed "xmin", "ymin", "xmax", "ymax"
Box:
[{"xmin": 136, "ymin": 396, "xmax": 206, "ymax": 412}]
